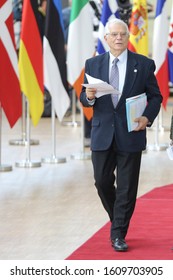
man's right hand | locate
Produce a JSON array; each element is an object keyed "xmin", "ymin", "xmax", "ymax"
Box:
[{"xmin": 86, "ymin": 88, "xmax": 97, "ymax": 100}]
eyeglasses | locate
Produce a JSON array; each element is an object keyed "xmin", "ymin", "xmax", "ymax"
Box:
[{"xmin": 106, "ymin": 32, "xmax": 128, "ymax": 38}]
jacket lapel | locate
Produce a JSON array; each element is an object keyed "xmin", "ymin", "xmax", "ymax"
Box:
[
  {"xmin": 116, "ymin": 51, "xmax": 138, "ymax": 109},
  {"xmin": 99, "ymin": 52, "xmax": 110, "ymax": 83}
]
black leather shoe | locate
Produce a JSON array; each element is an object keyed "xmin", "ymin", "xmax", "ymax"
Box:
[{"xmin": 111, "ymin": 238, "xmax": 128, "ymax": 252}]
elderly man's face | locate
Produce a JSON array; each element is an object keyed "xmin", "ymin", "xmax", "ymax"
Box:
[{"xmin": 104, "ymin": 22, "xmax": 129, "ymax": 56}]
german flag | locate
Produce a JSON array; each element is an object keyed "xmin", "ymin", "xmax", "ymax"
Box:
[{"xmin": 18, "ymin": 0, "xmax": 44, "ymax": 126}]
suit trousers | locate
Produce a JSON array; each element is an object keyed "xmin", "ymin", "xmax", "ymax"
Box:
[{"xmin": 91, "ymin": 138, "xmax": 142, "ymax": 240}]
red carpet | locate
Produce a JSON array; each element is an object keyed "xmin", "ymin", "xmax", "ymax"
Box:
[{"xmin": 67, "ymin": 184, "xmax": 173, "ymax": 260}]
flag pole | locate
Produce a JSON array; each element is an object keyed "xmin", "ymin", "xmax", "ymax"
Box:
[
  {"xmin": 9, "ymin": 95, "xmax": 39, "ymax": 146},
  {"xmin": 0, "ymin": 104, "xmax": 12, "ymax": 172},
  {"xmin": 41, "ymin": 104, "xmax": 66, "ymax": 164},
  {"xmin": 15, "ymin": 100, "xmax": 41, "ymax": 168},
  {"xmin": 61, "ymin": 89, "xmax": 80, "ymax": 127},
  {"xmin": 71, "ymin": 109, "xmax": 91, "ymax": 160},
  {"xmin": 147, "ymin": 115, "xmax": 168, "ymax": 151}
]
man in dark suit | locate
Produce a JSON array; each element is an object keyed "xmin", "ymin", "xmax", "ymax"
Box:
[{"xmin": 80, "ymin": 18, "xmax": 162, "ymax": 252}]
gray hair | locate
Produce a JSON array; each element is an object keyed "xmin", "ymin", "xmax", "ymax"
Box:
[{"xmin": 104, "ymin": 18, "xmax": 129, "ymax": 36}]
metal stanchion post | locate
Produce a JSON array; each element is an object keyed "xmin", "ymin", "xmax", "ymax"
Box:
[
  {"xmin": 9, "ymin": 95, "xmax": 39, "ymax": 146},
  {"xmin": 15, "ymin": 100, "xmax": 41, "ymax": 167},
  {"xmin": 71, "ymin": 110, "xmax": 91, "ymax": 160},
  {"xmin": 0, "ymin": 105, "xmax": 12, "ymax": 172},
  {"xmin": 42, "ymin": 105, "xmax": 66, "ymax": 164},
  {"xmin": 61, "ymin": 89, "xmax": 80, "ymax": 127}
]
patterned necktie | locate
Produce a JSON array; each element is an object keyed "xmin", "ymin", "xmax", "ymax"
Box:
[{"xmin": 110, "ymin": 58, "xmax": 119, "ymax": 108}]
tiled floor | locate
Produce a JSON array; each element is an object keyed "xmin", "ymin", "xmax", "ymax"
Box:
[{"xmin": 0, "ymin": 99, "xmax": 173, "ymax": 259}]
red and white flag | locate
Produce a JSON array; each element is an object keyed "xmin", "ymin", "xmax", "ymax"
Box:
[
  {"xmin": 168, "ymin": 2, "xmax": 173, "ymax": 84},
  {"xmin": 0, "ymin": 0, "xmax": 22, "ymax": 127},
  {"xmin": 152, "ymin": 0, "xmax": 169, "ymax": 109}
]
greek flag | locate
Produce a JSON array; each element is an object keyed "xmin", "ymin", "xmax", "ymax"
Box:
[{"xmin": 97, "ymin": 0, "xmax": 119, "ymax": 54}]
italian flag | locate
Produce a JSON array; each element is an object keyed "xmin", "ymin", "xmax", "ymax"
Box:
[{"xmin": 67, "ymin": 0, "xmax": 95, "ymax": 120}]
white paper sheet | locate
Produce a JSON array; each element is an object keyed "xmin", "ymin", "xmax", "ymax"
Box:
[{"xmin": 82, "ymin": 73, "xmax": 120, "ymax": 98}]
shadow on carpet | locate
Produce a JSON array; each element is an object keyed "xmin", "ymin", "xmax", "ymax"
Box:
[{"xmin": 66, "ymin": 184, "xmax": 173, "ymax": 260}]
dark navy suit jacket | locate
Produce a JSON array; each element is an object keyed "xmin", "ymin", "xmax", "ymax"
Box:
[{"xmin": 80, "ymin": 50, "xmax": 163, "ymax": 153}]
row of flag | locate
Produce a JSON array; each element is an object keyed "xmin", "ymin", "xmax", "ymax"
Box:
[{"xmin": 0, "ymin": 0, "xmax": 173, "ymax": 129}]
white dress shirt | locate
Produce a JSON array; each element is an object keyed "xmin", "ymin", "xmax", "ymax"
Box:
[
  {"xmin": 109, "ymin": 49, "xmax": 127, "ymax": 100},
  {"xmin": 87, "ymin": 49, "xmax": 128, "ymax": 105}
]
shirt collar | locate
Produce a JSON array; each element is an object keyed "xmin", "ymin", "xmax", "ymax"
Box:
[{"xmin": 109, "ymin": 49, "xmax": 128, "ymax": 64}]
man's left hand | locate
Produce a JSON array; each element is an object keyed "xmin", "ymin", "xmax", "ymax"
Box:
[{"xmin": 133, "ymin": 116, "xmax": 149, "ymax": 131}]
